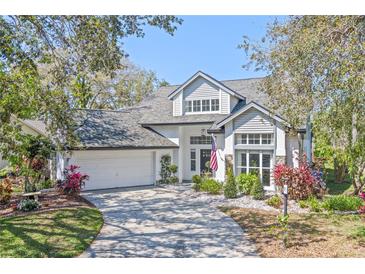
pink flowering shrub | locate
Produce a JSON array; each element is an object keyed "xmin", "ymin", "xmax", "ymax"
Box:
[
  {"xmin": 359, "ymin": 192, "xmax": 365, "ymax": 214},
  {"xmin": 273, "ymin": 155, "xmax": 324, "ymax": 200},
  {"xmin": 358, "ymin": 205, "xmax": 365, "ymax": 214},
  {"xmin": 57, "ymin": 165, "xmax": 89, "ymax": 195}
]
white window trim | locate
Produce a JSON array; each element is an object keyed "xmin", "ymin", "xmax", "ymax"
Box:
[
  {"xmin": 184, "ymin": 99, "xmax": 220, "ymax": 114},
  {"xmin": 236, "ymin": 150, "xmax": 273, "ymax": 188},
  {"xmin": 235, "ymin": 133, "xmax": 273, "ymax": 145},
  {"xmin": 190, "ymin": 135, "xmax": 212, "ymax": 145}
]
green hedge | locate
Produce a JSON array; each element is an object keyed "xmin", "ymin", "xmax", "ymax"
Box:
[
  {"xmin": 322, "ymin": 195, "xmax": 363, "ymax": 211},
  {"xmin": 200, "ymin": 178, "xmax": 223, "ymax": 195}
]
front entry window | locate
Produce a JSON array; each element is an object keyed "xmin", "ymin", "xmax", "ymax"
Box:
[
  {"xmin": 236, "ymin": 151, "xmax": 272, "ymax": 186},
  {"xmin": 200, "ymin": 149, "xmax": 211, "ymax": 174}
]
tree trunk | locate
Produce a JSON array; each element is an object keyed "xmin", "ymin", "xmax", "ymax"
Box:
[
  {"xmin": 333, "ymin": 157, "xmax": 346, "ymax": 183},
  {"xmin": 352, "ymin": 175, "xmax": 363, "ymax": 195}
]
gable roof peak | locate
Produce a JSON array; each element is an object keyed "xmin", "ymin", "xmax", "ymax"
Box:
[
  {"xmin": 168, "ymin": 70, "xmax": 246, "ymax": 100},
  {"xmin": 215, "ymin": 100, "xmax": 288, "ymax": 128}
]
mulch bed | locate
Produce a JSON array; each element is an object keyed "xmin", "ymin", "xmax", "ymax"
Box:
[
  {"xmin": 0, "ymin": 191, "xmax": 94, "ymax": 218},
  {"xmin": 222, "ymin": 207, "xmax": 365, "ymax": 257}
]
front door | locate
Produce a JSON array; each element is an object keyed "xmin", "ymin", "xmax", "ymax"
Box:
[{"xmin": 200, "ymin": 149, "xmax": 211, "ymax": 174}]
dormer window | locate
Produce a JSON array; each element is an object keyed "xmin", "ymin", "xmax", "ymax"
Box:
[
  {"xmin": 185, "ymin": 101, "xmax": 192, "ymax": 112},
  {"xmin": 211, "ymin": 99, "xmax": 219, "ymax": 111},
  {"xmin": 202, "ymin": 100, "xmax": 210, "ymax": 111},
  {"xmin": 193, "ymin": 100, "xmax": 201, "ymax": 112},
  {"xmin": 184, "ymin": 99, "xmax": 220, "ymax": 113}
]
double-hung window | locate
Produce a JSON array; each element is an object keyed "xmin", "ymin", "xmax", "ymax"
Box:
[
  {"xmin": 185, "ymin": 101, "xmax": 192, "ymax": 113},
  {"xmin": 261, "ymin": 134, "xmax": 273, "ymax": 144},
  {"xmin": 193, "ymin": 100, "xmax": 201, "ymax": 112},
  {"xmin": 202, "ymin": 99, "xmax": 210, "ymax": 112},
  {"xmin": 211, "ymin": 99, "xmax": 219, "ymax": 111},
  {"xmin": 236, "ymin": 151, "xmax": 272, "ymax": 186},
  {"xmin": 248, "ymin": 134, "xmax": 260, "ymax": 144},
  {"xmin": 236, "ymin": 133, "xmax": 248, "ymax": 144}
]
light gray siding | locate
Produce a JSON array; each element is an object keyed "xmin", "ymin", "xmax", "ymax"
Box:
[
  {"xmin": 233, "ymin": 108, "xmax": 274, "ymax": 133},
  {"xmin": 183, "ymin": 77, "xmax": 220, "ymax": 100},
  {"xmin": 173, "ymin": 93, "xmax": 182, "ymax": 116},
  {"xmin": 220, "ymin": 90, "xmax": 230, "ymax": 114},
  {"xmin": 230, "ymin": 96, "xmax": 239, "ymax": 112}
]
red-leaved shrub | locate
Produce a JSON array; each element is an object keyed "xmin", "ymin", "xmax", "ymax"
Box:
[
  {"xmin": 57, "ymin": 165, "xmax": 89, "ymax": 195},
  {"xmin": 273, "ymin": 155, "xmax": 324, "ymax": 200}
]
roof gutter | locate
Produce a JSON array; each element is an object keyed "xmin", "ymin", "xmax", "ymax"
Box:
[
  {"xmin": 140, "ymin": 121, "xmax": 215, "ymax": 127},
  {"xmin": 70, "ymin": 146, "xmax": 179, "ymax": 151}
]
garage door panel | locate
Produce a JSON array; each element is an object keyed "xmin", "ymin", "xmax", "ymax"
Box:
[{"xmin": 70, "ymin": 150, "xmax": 154, "ymax": 190}]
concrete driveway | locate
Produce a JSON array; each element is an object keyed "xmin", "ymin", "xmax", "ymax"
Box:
[{"xmin": 81, "ymin": 185, "xmax": 257, "ymax": 258}]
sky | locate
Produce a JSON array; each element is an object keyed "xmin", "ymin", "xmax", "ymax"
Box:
[{"xmin": 124, "ymin": 16, "xmax": 285, "ymax": 85}]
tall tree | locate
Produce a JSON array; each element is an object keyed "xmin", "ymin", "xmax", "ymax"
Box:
[
  {"xmin": 0, "ymin": 15, "xmax": 181, "ymax": 155},
  {"xmin": 41, "ymin": 58, "xmax": 163, "ymax": 109},
  {"xmin": 241, "ymin": 16, "xmax": 365, "ymax": 193}
]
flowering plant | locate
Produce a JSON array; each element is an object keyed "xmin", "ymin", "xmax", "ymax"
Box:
[
  {"xmin": 273, "ymin": 154, "xmax": 324, "ymax": 200},
  {"xmin": 358, "ymin": 205, "xmax": 365, "ymax": 214},
  {"xmin": 359, "ymin": 191, "xmax": 365, "ymax": 201},
  {"xmin": 56, "ymin": 165, "xmax": 89, "ymax": 195}
]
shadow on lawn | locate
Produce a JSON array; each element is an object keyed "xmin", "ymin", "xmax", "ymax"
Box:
[{"xmin": 0, "ymin": 208, "xmax": 102, "ymax": 258}]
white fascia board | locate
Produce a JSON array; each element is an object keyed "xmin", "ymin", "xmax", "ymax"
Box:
[
  {"xmin": 216, "ymin": 101, "xmax": 289, "ymax": 128},
  {"xmin": 168, "ymin": 71, "xmax": 246, "ymax": 100}
]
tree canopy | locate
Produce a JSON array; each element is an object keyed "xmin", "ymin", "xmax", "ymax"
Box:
[
  {"xmin": 241, "ymin": 16, "xmax": 365, "ymax": 193},
  {"xmin": 0, "ymin": 15, "xmax": 181, "ymax": 154}
]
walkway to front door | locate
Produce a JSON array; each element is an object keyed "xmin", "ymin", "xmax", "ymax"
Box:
[{"xmin": 81, "ymin": 185, "xmax": 257, "ymax": 258}]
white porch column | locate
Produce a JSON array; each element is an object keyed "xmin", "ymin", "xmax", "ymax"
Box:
[
  {"xmin": 56, "ymin": 152, "xmax": 64, "ymax": 180},
  {"xmin": 178, "ymin": 126, "xmax": 184, "ymax": 183}
]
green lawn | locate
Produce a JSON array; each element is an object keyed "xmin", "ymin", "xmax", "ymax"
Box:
[
  {"xmin": 325, "ymin": 168, "xmax": 354, "ymax": 195},
  {"xmin": 0, "ymin": 207, "xmax": 103, "ymax": 258}
]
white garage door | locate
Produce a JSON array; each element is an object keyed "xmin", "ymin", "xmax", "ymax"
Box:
[{"xmin": 70, "ymin": 150, "xmax": 155, "ymax": 190}]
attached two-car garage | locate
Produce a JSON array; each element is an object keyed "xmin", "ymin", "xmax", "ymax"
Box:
[{"xmin": 69, "ymin": 150, "xmax": 156, "ymax": 190}]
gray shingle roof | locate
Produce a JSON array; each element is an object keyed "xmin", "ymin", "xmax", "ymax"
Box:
[
  {"xmin": 73, "ymin": 109, "xmax": 178, "ymax": 149},
  {"xmin": 138, "ymin": 77, "xmax": 266, "ymax": 125},
  {"xmin": 60, "ymin": 76, "xmax": 279, "ymax": 149}
]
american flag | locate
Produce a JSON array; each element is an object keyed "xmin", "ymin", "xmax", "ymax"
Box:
[{"xmin": 210, "ymin": 134, "xmax": 218, "ymax": 171}]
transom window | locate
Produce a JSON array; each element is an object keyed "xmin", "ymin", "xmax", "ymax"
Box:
[
  {"xmin": 236, "ymin": 133, "xmax": 273, "ymax": 145},
  {"xmin": 190, "ymin": 135, "xmax": 212, "ymax": 145},
  {"xmin": 185, "ymin": 99, "xmax": 220, "ymax": 113},
  {"xmin": 236, "ymin": 151, "xmax": 272, "ymax": 186}
]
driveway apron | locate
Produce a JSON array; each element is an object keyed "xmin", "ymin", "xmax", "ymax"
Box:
[{"xmin": 80, "ymin": 186, "xmax": 257, "ymax": 257}]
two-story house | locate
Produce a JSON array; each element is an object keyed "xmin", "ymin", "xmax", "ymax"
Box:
[
  {"xmin": 54, "ymin": 71, "xmax": 308, "ymax": 191},
  {"xmin": 1, "ymin": 71, "xmax": 308, "ymax": 190}
]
